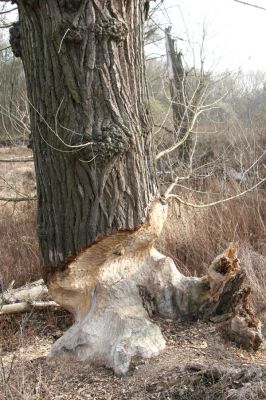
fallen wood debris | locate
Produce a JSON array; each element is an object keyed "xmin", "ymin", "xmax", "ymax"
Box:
[
  {"xmin": 0, "ymin": 301, "xmax": 59, "ymax": 315},
  {"xmin": 0, "ymin": 279, "xmax": 59, "ymax": 315}
]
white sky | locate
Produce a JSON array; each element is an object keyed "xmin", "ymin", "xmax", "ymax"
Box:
[
  {"xmin": 148, "ymin": 0, "xmax": 266, "ymax": 72},
  {"xmin": 2, "ymin": 0, "xmax": 266, "ymax": 72}
]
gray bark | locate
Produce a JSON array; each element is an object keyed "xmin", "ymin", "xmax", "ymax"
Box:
[{"xmin": 15, "ymin": 0, "xmax": 157, "ymax": 271}]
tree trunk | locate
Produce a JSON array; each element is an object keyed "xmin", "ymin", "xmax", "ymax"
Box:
[
  {"xmin": 165, "ymin": 27, "xmax": 191, "ymax": 163},
  {"xmin": 15, "ymin": 0, "xmax": 157, "ymax": 270},
  {"xmin": 10, "ymin": 1, "xmax": 262, "ymax": 375}
]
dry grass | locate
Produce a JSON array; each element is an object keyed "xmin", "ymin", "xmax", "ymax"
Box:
[
  {"xmin": 0, "ymin": 148, "xmax": 265, "ymax": 400},
  {"xmin": 0, "ymin": 203, "xmax": 41, "ymax": 290},
  {"xmin": 0, "ymin": 146, "xmax": 40, "ymax": 290},
  {"xmin": 158, "ymin": 177, "xmax": 266, "ymax": 312}
]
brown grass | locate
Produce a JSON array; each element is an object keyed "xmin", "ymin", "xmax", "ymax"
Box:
[
  {"xmin": 0, "ymin": 149, "xmax": 265, "ymax": 400},
  {"xmin": 158, "ymin": 177, "xmax": 266, "ymax": 312},
  {"xmin": 0, "ymin": 203, "xmax": 41, "ymax": 290}
]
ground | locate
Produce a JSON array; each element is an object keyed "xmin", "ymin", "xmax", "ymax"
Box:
[
  {"xmin": 0, "ymin": 146, "xmax": 35, "ymax": 199},
  {"xmin": 1, "ymin": 310, "xmax": 266, "ymax": 400},
  {"xmin": 1, "ymin": 146, "xmax": 266, "ymax": 399}
]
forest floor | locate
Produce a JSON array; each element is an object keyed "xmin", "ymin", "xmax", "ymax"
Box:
[
  {"xmin": 0, "ymin": 146, "xmax": 35, "ymax": 199},
  {"xmin": 1, "ymin": 146, "xmax": 266, "ymax": 399},
  {"xmin": 1, "ymin": 309, "xmax": 266, "ymax": 400}
]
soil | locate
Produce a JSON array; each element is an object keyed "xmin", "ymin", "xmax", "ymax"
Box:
[{"xmin": 1, "ymin": 309, "xmax": 266, "ymax": 400}]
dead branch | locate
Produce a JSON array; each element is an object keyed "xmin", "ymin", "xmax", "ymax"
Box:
[
  {"xmin": 0, "ymin": 7, "xmax": 16, "ymax": 14},
  {"xmin": 165, "ymin": 177, "xmax": 266, "ymax": 208},
  {"xmin": 0, "ymin": 195, "xmax": 37, "ymax": 202},
  {"xmin": 0, "ymin": 301, "xmax": 59, "ymax": 315},
  {"xmin": 0, "ymin": 45, "xmax": 11, "ymax": 51},
  {"xmin": 1, "ymin": 279, "xmax": 48, "ymax": 304},
  {"xmin": 233, "ymin": 0, "xmax": 266, "ymax": 11},
  {"xmin": 0, "ymin": 278, "xmax": 58, "ymax": 314},
  {"xmin": 0, "ymin": 156, "xmax": 33, "ymax": 162},
  {"xmin": 0, "ymin": 23, "xmax": 12, "ymax": 28}
]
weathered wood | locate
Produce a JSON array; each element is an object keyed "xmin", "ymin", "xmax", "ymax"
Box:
[
  {"xmin": 0, "ymin": 301, "xmax": 59, "ymax": 315},
  {"xmin": 49, "ymin": 205, "xmax": 262, "ymax": 375},
  {"xmin": 1, "ymin": 279, "xmax": 48, "ymax": 304}
]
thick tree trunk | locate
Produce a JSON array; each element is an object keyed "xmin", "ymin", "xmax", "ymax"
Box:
[{"xmin": 16, "ymin": 0, "xmax": 157, "ymax": 270}]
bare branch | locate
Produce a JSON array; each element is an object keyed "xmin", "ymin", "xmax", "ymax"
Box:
[
  {"xmin": 0, "ymin": 195, "xmax": 37, "ymax": 202},
  {"xmin": 156, "ymin": 109, "xmax": 203, "ymax": 160},
  {"xmin": 0, "ymin": 23, "xmax": 12, "ymax": 28},
  {"xmin": 0, "ymin": 6, "xmax": 16, "ymax": 14},
  {"xmin": 0, "ymin": 174, "xmax": 34, "ymax": 198},
  {"xmin": 0, "ymin": 301, "xmax": 59, "ymax": 315},
  {"xmin": 233, "ymin": 0, "xmax": 266, "ymax": 11},
  {"xmin": 0, "ymin": 45, "xmax": 11, "ymax": 51},
  {"xmin": 153, "ymin": 123, "xmax": 174, "ymax": 135},
  {"xmin": 0, "ymin": 156, "xmax": 33, "ymax": 162},
  {"xmin": 165, "ymin": 178, "xmax": 266, "ymax": 208}
]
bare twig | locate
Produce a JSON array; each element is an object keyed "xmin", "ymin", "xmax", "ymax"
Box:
[
  {"xmin": 0, "ymin": 45, "xmax": 11, "ymax": 51},
  {"xmin": 58, "ymin": 28, "xmax": 70, "ymax": 53},
  {"xmin": 0, "ymin": 156, "xmax": 33, "ymax": 162},
  {"xmin": 233, "ymin": 0, "xmax": 266, "ymax": 11},
  {"xmin": 0, "ymin": 6, "xmax": 16, "ymax": 14},
  {"xmin": 0, "ymin": 301, "xmax": 59, "ymax": 315},
  {"xmin": 166, "ymin": 178, "xmax": 266, "ymax": 208},
  {"xmin": 0, "ymin": 195, "xmax": 37, "ymax": 202},
  {"xmin": 153, "ymin": 123, "xmax": 174, "ymax": 135},
  {"xmin": 0, "ymin": 23, "xmax": 12, "ymax": 28}
]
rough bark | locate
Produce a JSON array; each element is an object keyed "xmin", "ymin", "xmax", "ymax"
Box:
[{"xmin": 15, "ymin": 0, "xmax": 157, "ymax": 270}]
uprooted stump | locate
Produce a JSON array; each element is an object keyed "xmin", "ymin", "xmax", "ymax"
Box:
[{"xmin": 44, "ymin": 201, "xmax": 262, "ymax": 375}]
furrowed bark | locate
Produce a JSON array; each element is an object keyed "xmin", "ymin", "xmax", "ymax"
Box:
[{"xmin": 15, "ymin": 0, "xmax": 157, "ymax": 270}]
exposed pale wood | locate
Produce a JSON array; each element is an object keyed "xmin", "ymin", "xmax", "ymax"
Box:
[
  {"xmin": 0, "ymin": 301, "xmax": 59, "ymax": 315},
  {"xmin": 1, "ymin": 279, "xmax": 48, "ymax": 304},
  {"xmin": 49, "ymin": 203, "xmax": 262, "ymax": 375}
]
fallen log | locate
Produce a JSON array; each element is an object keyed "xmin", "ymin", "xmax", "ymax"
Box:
[
  {"xmin": 0, "ymin": 301, "xmax": 59, "ymax": 315},
  {"xmin": 1, "ymin": 279, "xmax": 48, "ymax": 304}
]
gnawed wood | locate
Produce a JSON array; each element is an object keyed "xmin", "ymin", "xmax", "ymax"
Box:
[
  {"xmin": 1, "ymin": 215, "xmax": 262, "ymax": 368},
  {"xmin": 47, "ymin": 202, "xmax": 263, "ymax": 375}
]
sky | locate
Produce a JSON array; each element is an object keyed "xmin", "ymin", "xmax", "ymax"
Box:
[
  {"xmin": 2, "ymin": 0, "xmax": 266, "ymax": 72},
  {"xmin": 148, "ymin": 0, "xmax": 266, "ymax": 72}
]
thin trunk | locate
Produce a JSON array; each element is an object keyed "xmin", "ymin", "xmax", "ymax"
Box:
[{"xmin": 165, "ymin": 27, "xmax": 191, "ymax": 163}]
